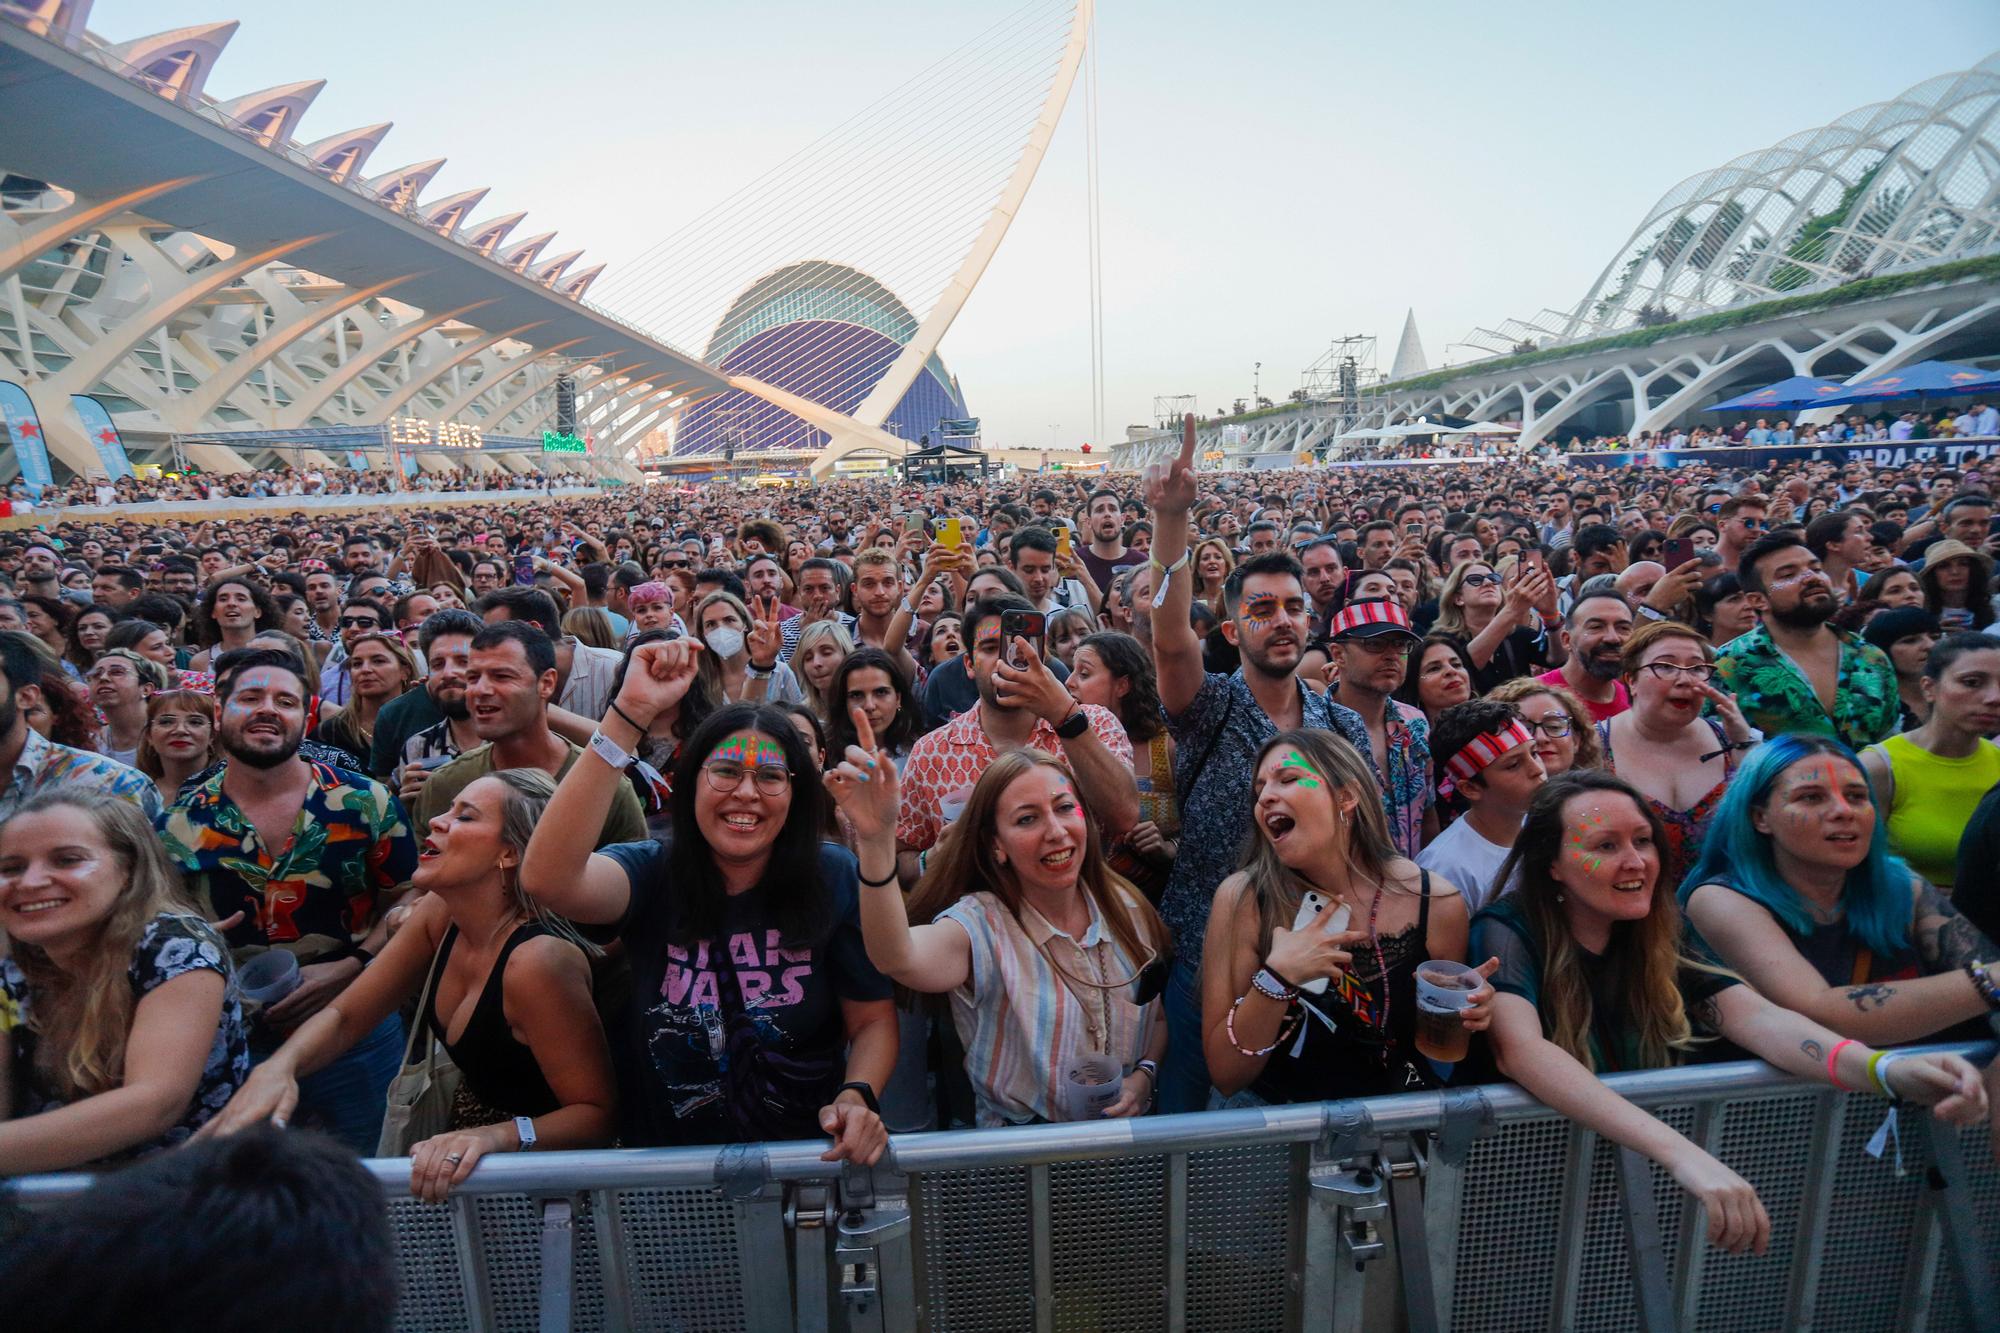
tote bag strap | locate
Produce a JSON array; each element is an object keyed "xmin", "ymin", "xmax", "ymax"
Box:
[{"xmin": 398, "ymin": 930, "xmax": 454, "ymax": 1074}]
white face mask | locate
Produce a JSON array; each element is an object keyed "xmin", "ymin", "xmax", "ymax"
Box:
[{"xmin": 706, "ymin": 626, "xmax": 746, "ymax": 659}]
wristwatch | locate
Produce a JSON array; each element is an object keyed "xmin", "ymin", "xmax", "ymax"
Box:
[
  {"xmin": 837, "ymin": 1081, "xmax": 882, "ymax": 1114},
  {"xmin": 1055, "ymin": 709, "xmax": 1091, "ymax": 740},
  {"xmin": 514, "ymin": 1116, "xmax": 537, "ymax": 1151}
]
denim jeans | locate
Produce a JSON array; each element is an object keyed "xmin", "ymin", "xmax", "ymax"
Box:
[
  {"xmin": 285, "ymin": 1011, "xmax": 404, "ymax": 1156},
  {"xmin": 1157, "ymin": 957, "xmax": 1214, "ymax": 1114}
]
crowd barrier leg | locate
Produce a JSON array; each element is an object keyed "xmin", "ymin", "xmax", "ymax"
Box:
[
  {"xmin": 791, "ymin": 1182, "xmax": 833, "ymax": 1333},
  {"xmin": 538, "ymin": 1198, "xmax": 574, "ymax": 1333},
  {"xmin": 1924, "ymin": 1113, "xmax": 1998, "ymax": 1320},
  {"xmin": 1383, "ymin": 1139, "xmax": 1438, "ymax": 1332},
  {"xmin": 1613, "ymin": 1147, "xmax": 1674, "ymax": 1332}
]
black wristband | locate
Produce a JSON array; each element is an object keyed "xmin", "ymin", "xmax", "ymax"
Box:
[
  {"xmin": 607, "ymin": 699, "xmax": 646, "ymax": 735},
  {"xmin": 1055, "ymin": 709, "xmax": 1091, "ymax": 740},
  {"xmin": 837, "ymin": 1081, "xmax": 882, "ymax": 1115},
  {"xmin": 859, "ymin": 867, "xmax": 898, "ymax": 889}
]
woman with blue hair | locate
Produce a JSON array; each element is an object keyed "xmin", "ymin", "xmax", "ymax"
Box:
[{"xmin": 1681, "ymin": 734, "xmax": 2000, "ymax": 1051}]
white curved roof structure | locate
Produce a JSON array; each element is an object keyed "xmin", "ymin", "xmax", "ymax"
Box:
[
  {"xmin": 1566, "ymin": 52, "xmax": 2000, "ymax": 339},
  {"xmin": 301, "ymin": 121, "xmax": 391, "ymax": 182}
]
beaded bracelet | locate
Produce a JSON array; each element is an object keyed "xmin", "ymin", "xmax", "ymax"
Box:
[
  {"xmin": 1226, "ymin": 995, "xmax": 1302, "ymax": 1057},
  {"xmin": 1966, "ymin": 959, "xmax": 2000, "ymax": 1010}
]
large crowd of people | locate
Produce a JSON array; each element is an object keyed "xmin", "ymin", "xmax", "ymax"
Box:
[
  {"xmin": 11, "ymin": 463, "xmax": 588, "ymax": 509},
  {"xmin": 1, "ymin": 423, "xmax": 1998, "ymax": 1269}
]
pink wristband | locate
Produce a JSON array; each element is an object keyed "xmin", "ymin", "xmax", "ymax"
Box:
[{"xmin": 1826, "ymin": 1038, "xmax": 1860, "ymax": 1091}]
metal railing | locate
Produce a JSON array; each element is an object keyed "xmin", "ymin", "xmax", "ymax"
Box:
[{"xmin": 8, "ymin": 1045, "xmax": 1995, "ymax": 1332}]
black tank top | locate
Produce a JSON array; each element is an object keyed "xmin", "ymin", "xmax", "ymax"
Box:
[
  {"xmin": 1251, "ymin": 877, "xmax": 1434, "ymax": 1104},
  {"xmin": 426, "ymin": 921, "xmax": 563, "ymax": 1118}
]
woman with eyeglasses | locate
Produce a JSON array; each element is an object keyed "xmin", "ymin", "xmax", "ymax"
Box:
[
  {"xmin": 1595, "ymin": 621, "xmax": 1755, "ymax": 887},
  {"xmin": 1486, "ymin": 677, "xmax": 1602, "ymax": 776},
  {"xmin": 137, "ymin": 689, "xmax": 218, "ymax": 805},
  {"xmin": 521, "ymin": 644, "xmax": 895, "ymax": 1160},
  {"xmin": 1432, "ymin": 560, "xmax": 1560, "ymax": 695},
  {"xmin": 843, "ymin": 735, "xmax": 1170, "ymax": 1126}
]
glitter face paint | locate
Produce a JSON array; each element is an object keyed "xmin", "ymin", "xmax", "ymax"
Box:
[{"xmin": 1566, "ymin": 804, "xmax": 1607, "ymax": 874}]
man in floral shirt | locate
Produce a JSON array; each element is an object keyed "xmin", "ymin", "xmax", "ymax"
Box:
[
  {"xmin": 1716, "ymin": 535, "xmax": 1899, "ymax": 749},
  {"xmin": 157, "ymin": 647, "xmax": 417, "ymax": 1153}
]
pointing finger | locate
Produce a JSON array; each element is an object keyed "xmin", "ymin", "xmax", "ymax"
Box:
[
  {"xmin": 1180, "ymin": 413, "xmax": 1197, "ymax": 466},
  {"xmin": 850, "ymin": 703, "xmax": 877, "ymax": 755}
]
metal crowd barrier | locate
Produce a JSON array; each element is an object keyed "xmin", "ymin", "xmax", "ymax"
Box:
[{"xmin": 10, "ymin": 1045, "xmax": 1995, "ymax": 1332}]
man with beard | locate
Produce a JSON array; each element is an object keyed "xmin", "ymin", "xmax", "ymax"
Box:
[
  {"xmin": 0, "ymin": 632, "xmax": 159, "ymax": 820},
  {"xmin": 157, "ymin": 647, "xmax": 417, "ymax": 1153},
  {"xmin": 301, "ymin": 563, "xmax": 342, "ymax": 643},
  {"xmin": 1718, "ymin": 535, "xmax": 1899, "ymax": 748},
  {"xmin": 1080, "ymin": 487, "xmax": 1139, "ymax": 590},
  {"xmin": 1326, "ymin": 598, "xmax": 1433, "ymax": 858},
  {"xmin": 374, "ymin": 609, "xmax": 485, "ymax": 792},
  {"xmin": 895, "ymin": 592, "xmax": 1138, "ymax": 886},
  {"xmin": 1144, "ymin": 421, "xmax": 1370, "ymax": 1113},
  {"xmin": 1537, "ymin": 592, "xmax": 1635, "ymax": 722}
]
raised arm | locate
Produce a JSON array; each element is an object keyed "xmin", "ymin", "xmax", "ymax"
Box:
[
  {"xmin": 1147, "ymin": 416, "xmax": 1206, "ymax": 716},
  {"xmin": 1685, "ymin": 881, "xmax": 1996, "ymax": 1044},
  {"xmin": 521, "ymin": 638, "xmax": 703, "ymax": 924},
  {"xmin": 827, "ymin": 708, "xmax": 973, "ymax": 993},
  {"xmin": 992, "ymin": 642, "xmax": 1139, "ymax": 835}
]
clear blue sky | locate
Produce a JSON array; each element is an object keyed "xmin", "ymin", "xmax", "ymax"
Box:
[{"xmin": 96, "ymin": 1, "xmax": 2000, "ymax": 449}]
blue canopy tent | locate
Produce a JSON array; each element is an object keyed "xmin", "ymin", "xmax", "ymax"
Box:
[
  {"xmin": 1814, "ymin": 359, "xmax": 2000, "ymax": 405},
  {"xmin": 1705, "ymin": 375, "xmax": 1849, "ymax": 412}
]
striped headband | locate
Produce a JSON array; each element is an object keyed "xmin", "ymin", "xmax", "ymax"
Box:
[
  {"xmin": 1328, "ymin": 599, "xmax": 1414, "ymax": 638},
  {"xmin": 1443, "ymin": 719, "xmax": 1536, "ymax": 790}
]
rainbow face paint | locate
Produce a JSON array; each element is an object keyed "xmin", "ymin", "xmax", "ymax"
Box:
[{"xmin": 706, "ymin": 733, "xmax": 788, "ymax": 770}]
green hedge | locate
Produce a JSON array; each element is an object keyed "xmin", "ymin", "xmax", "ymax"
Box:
[{"xmin": 1380, "ymin": 254, "xmax": 2000, "ymax": 393}]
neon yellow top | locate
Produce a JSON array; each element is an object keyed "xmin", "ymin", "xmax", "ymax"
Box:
[{"xmin": 1878, "ymin": 733, "xmax": 2000, "ymax": 891}]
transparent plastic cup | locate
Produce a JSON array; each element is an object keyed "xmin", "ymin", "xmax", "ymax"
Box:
[
  {"xmin": 1413, "ymin": 960, "xmax": 1481, "ymax": 1063},
  {"xmin": 236, "ymin": 950, "xmax": 301, "ymax": 1006}
]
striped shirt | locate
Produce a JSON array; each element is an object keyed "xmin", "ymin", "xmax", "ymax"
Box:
[{"xmin": 936, "ymin": 888, "xmax": 1161, "ymax": 1127}]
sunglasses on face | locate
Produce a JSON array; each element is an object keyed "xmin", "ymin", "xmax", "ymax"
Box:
[{"xmin": 340, "ymin": 616, "xmax": 380, "ymax": 630}]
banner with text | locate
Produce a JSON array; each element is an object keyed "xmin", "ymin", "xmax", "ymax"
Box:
[{"xmin": 1563, "ymin": 438, "xmax": 2000, "ymax": 471}]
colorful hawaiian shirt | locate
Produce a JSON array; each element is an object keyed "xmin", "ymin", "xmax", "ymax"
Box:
[
  {"xmin": 1714, "ymin": 624, "xmax": 1899, "ymax": 750},
  {"xmin": 0, "ymin": 726, "xmax": 161, "ymax": 823},
  {"xmin": 157, "ymin": 761, "xmax": 418, "ymax": 948},
  {"xmin": 1363, "ymin": 696, "xmax": 1433, "ymax": 859}
]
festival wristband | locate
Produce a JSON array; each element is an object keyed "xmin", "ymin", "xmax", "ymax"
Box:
[
  {"xmin": 588, "ymin": 729, "xmax": 636, "ymax": 771},
  {"xmin": 1150, "ymin": 550, "xmax": 1191, "ymax": 609}
]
